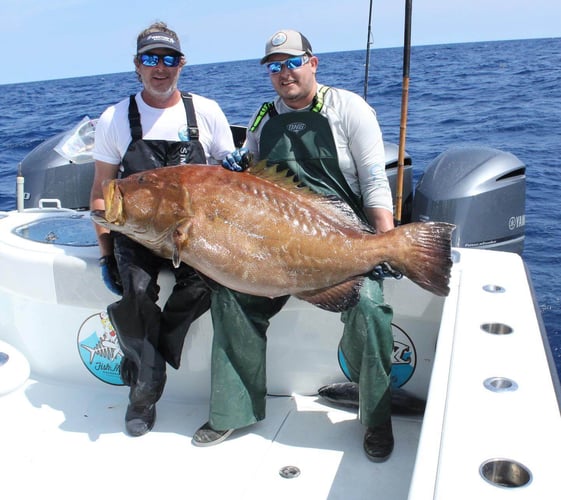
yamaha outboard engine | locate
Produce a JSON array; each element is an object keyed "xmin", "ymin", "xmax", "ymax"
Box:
[{"xmin": 412, "ymin": 146, "xmax": 526, "ymax": 254}]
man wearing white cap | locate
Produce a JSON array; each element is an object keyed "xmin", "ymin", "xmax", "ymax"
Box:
[{"xmin": 195, "ymin": 29, "xmax": 395, "ymax": 463}]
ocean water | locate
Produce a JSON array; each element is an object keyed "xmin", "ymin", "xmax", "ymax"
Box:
[{"xmin": 0, "ymin": 38, "xmax": 560, "ymax": 381}]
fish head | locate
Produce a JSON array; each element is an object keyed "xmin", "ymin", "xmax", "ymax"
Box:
[{"xmin": 93, "ymin": 169, "xmax": 194, "ymax": 255}]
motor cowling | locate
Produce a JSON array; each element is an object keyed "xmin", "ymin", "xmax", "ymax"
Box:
[
  {"xmin": 411, "ymin": 145, "xmax": 526, "ymax": 254},
  {"xmin": 20, "ymin": 132, "xmax": 95, "ymax": 210}
]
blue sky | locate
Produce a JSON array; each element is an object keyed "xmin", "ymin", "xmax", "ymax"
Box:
[{"xmin": 1, "ymin": 0, "xmax": 559, "ymax": 85}]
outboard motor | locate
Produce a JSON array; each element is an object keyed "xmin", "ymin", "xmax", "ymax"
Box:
[
  {"xmin": 20, "ymin": 117, "xmax": 96, "ymax": 210},
  {"xmin": 412, "ymin": 145, "xmax": 526, "ymax": 254}
]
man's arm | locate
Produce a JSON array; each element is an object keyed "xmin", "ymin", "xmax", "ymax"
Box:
[
  {"xmin": 90, "ymin": 160, "xmax": 120, "ymax": 256},
  {"xmin": 364, "ymin": 207, "xmax": 394, "ymax": 233}
]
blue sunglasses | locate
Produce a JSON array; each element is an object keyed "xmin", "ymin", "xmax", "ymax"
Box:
[
  {"xmin": 139, "ymin": 53, "xmax": 181, "ymax": 68},
  {"xmin": 266, "ymin": 55, "xmax": 310, "ymax": 74}
]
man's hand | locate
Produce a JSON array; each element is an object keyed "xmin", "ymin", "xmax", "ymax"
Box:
[
  {"xmin": 99, "ymin": 254, "xmax": 123, "ymax": 295},
  {"xmin": 222, "ymin": 148, "xmax": 251, "ymax": 172},
  {"xmin": 370, "ymin": 262, "xmax": 403, "ymax": 280}
]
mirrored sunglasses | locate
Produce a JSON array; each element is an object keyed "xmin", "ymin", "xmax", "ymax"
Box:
[
  {"xmin": 266, "ymin": 55, "xmax": 310, "ymax": 74},
  {"xmin": 139, "ymin": 53, "xmax": 181, "ymax": 68}
]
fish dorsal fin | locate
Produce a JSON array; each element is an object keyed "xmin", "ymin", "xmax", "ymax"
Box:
[
  {"xmin": 248, "ymin": 160, "xmax": 305, "ymax": 189},
  {"xmin": 248, "ymin": 161, "xmax": 374, "ymax": 233},
  {"xmin": 295, "ymin": 277, "xmax": 364, "ymax": 312}
]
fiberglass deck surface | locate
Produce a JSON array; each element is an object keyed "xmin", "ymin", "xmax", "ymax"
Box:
[{"xmin": 0, "ymin": 378, "xmax": 421, "ymax": 500}]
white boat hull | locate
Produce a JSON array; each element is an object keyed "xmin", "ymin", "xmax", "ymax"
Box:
[{"xmin": 0, "ymin": 208, "xmax": 559, "ymax": 499}]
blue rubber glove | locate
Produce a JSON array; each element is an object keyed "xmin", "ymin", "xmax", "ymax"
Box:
[
  {"xmin": 99, "ymin": 255, "xmax": 123, "ymax": 295},
  {"xmin": 370, "ymin": 262, "xmax": 403, "ymax": 280},
  {"xmin": 222, "ymin": 147, "xmax": 251, "ymax": 172}
]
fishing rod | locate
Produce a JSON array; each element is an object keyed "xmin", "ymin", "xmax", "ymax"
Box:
[
  {"xmin": 363, "ymin": 0, "xmax": 374, "ymax": 100},
  {"xmin": 395, "ymin": 0, "xmax": 412, "ymax": 225}
]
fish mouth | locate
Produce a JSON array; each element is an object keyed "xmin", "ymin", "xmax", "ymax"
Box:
[{"xmin": 102, "ymin": 180, "xmax": 125, "ymax": 225}]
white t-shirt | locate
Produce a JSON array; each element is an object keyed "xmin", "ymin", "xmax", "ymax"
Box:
[
  {"xmin": 245, "ymin": 85, "xmax": 392, "ymax": 212},
  {"xmin": 93, "ymin": 92, "xmax": 234, "ymax": 165}
]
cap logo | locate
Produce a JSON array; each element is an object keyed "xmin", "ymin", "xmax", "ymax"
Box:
[
  {"xmin": 271, "ymin": 32, "xmax": 288, "ymax": 47},
  {"xmin": 146, "ymin": 34, "xmax": 175, "ymax": 44}
]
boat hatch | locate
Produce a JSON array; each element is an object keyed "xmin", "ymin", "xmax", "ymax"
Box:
[{"xmin": 13, "ymin": 214, "xmax": 97, "ymax": 246}]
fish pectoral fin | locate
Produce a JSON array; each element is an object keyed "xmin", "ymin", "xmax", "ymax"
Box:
[
  {"xmin": 296, "ymin": 278, "xmax": 364, "ymax": 312},
  {"xmin": 171, "ymin": 220, "xmax": 192, "ymax": 269}
]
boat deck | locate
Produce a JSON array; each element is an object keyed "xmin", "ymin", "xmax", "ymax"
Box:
[{"xmin": 0, "ymin": 377, "xmax": 421, "ymax": 499}]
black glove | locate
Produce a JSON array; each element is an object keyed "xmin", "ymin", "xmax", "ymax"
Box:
[
  {"xmin": 222, "ymin": 147, "xmax": 251, "ymax": 172},
  {"xmin": 99, "ymin": 254, "xmax": 123, "ymax": 295}
]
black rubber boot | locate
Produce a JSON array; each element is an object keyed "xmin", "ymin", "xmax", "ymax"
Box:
[
  {"xmin": 125, "ymin": 377, "xmax": 166, "ymax": 437},
  {"xmin": 125, "ymin": 403, "xmax": 156, "ymax": 437},
  {"xmin": 363, "ymin": 418, "xmax": 394, "ymax": 462}
]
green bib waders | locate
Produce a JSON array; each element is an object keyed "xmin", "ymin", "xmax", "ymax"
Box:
[{"xmin": 209, "ymin": 104, "xmax": 393, "ymax": 430}]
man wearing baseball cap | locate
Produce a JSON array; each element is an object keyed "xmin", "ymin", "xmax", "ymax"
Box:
[
  {"xmin": 136, "ymin": 31, "xmax": 184, "ymax": 56},
  {"xmin": 91, "ymin": 21, "xmax": 234, "ymax": 437},
  {"xmin": 259, "ymin": 29, "xmax": 313, "ymax": 63},
  {"xmin": 195, "ymin": 29, "xmax": 396, "ymax": 463}
]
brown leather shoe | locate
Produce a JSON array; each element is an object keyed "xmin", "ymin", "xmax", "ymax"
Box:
[{"xmin": 363, "ymin": 418, "xmax": 394, "ymax": 462}]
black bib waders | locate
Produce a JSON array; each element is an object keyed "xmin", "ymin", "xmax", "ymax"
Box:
[{"xmin": 108, "ymin": 94, "xmax": 211, "ymax": 408}]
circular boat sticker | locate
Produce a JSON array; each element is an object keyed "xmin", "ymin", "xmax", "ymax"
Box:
[
  {"xmin": 77, "ymin": 312, "xmax": 124, "ymax": 385},
  {"xmin": 390, "ymin": 323, "xmax": 416, "ymax": 388}
]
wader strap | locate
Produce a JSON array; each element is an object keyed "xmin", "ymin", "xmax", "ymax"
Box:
[
  {"xmin": 249, "ymin": 102, "xmax": 276, "ymax": 132},
  {"xmin": 249, "ymin": 86, "xmax": 330, "ymax": 133},
  {"xmin": 127, "ymin": 92, "xmax": 200, "ymax": 141},
  {"xmin": 181, "ymin": 92, "xmax": 199, "ymax": 140},
  {"xmin": 128, "ymin": 95, "xmax": 143, "ymax": 141},
  {"xmin": 310, "ymin": 85, "xmax": 330, "ymax": 112}
]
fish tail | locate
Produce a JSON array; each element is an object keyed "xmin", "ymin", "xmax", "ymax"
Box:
[{"xmin": 387, "ymin": 222, "xmax": 455, "ymax": 296}]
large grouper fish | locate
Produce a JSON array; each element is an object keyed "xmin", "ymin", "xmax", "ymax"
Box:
[{"xmin": 92, "ymin": 162, "xmax": 454, "ymax": 312}]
